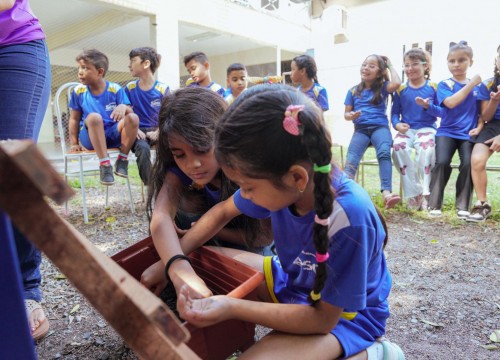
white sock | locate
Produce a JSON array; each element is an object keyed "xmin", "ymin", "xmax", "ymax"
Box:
[{"xmin": 366, "ymin": 341, "xmax": 384, "ymax": 360}]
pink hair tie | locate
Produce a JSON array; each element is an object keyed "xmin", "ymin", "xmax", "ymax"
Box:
[
  {"xmin": 316, "ymin": 252, "xmax": 330, "ymax": 263},
  {"xmin": 283, "ymin": 104, "xmax": 305, "ymax": 136},
  {"xmin": 314, "ymin": 214, "xmax": 329, "ymax": 226}
]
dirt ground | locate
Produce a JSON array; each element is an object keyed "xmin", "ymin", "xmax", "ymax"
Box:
[{"xmin": 33, "ymin": 182, "xmax": 499, "ymax": 360}]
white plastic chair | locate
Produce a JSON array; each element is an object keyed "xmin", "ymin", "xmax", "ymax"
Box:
[{"xmin": 54, "ymin": 82, "xmax": 135, "ymax": 223}]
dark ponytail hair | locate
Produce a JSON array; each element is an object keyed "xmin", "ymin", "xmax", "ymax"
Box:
[
  {"xmin": 494, "ymin": 44, "xmax": 500, "ymax": 88},
  {"xmin": 215, "ymin": 84, "xmax": 334, "ymax": 303},
  {"xmin": 354, "ymin": 54, "xmax": 388, "ymax": 105},
  {"xmin": 293, "ymin": 55, "xmax": 319, "ymax": 83}
]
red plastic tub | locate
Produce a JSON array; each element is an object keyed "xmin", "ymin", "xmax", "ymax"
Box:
[{"xmin": 111, "ymin": 237, "xmax": 264, "ymax": 359}]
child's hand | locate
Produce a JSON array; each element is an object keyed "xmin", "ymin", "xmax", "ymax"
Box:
[
  {"xmin": 177, "ymin": 284, "xmax": 229, "ymax": 327},
  {"xmin": 137, "ymin": 129, "xmax": 146, "ymax": 140},
  {"xmin": 140, "ymin": 261, "xmax": 167, "ymax": 296},
  {"xmin": 470, "ymin": 74, "xmax": 482, "ymax": 86},
  {"xmin": 346, "ymin": 110, "xmax": 361, "ymax": 121},
  {"xmin": 110, "ymin": 104, "xmax": 127, "ymax": 121},
  {"xmin": 469, "ymin": 127, "xmax": 482, "ymax": 137},
  {"xmin": 146, "ymin": 129, "xmax": 159, "ymax": 142},
  {"xmin": 485, "ymin": 135, "xmax": 500, "ymax": 152},
  {"xmin": 395, "ymin": 123, "xmax": 410, "ymax": 134},
  {"xmin": 490, "ymin": 85, "xmax": 500, "ymax": 101},
  {"xmin": 69, "ymin": 144, "xmax": 84, "ymax": 152},
  {"xmin": 415, "ymin": 97, "xmax": 430, "ymax": 109}
]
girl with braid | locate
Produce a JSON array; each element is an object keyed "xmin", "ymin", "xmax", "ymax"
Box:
[{"xmin": 176, "ymin": 84, "xmax": 404, "ymax": 359}]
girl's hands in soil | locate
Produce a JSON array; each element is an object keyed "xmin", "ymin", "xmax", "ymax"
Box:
[
  {"xmin": 177, "ymin": 284, "xmax": 230, "ymax": 327},
  {"xmin": 140, "ymin": 261, "xmax": 167, "ymax": 296}
]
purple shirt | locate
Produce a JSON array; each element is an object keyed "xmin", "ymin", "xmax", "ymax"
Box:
[{"xmin": 0, "ymin": 0, "xmax": 45, "ymax": 46}]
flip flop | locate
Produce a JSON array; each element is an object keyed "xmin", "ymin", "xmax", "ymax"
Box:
[
  {"xmin": 384, "ymin": 193, "xmax": 401, "ymax": 209},
  {"xmin": 25, "ymin": 299, "xmax": 50, "ymax": 341}
]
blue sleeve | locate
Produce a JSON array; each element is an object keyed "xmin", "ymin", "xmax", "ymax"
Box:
[
  {"xmin": 323, "ymin": 225, "xmax": 375, "ymax": 310},
  {"xmin": 426, "ymin": 102, "xmax": 446, "ymax": 118},
  {"xmin": 233, "ymin": 190, "xmax": 271, "ymax": 219},
  {"xmin": 436, "ymin": 81, "xmax": 453, "ymax": 107},
  {"xmin": 344, "ymin": 89, "xmax": 354, "ymax": 107},
  {"xmin": 68, "ymin": 89, "xmax": 81, "ymax": 111},
  {"xmin": 217, "ymin": 87, "xmax": 226, "ymax": 97},
  {"xmin": 318, "ymin": 88, "xmax": 329, "ymax": 111},
  {"xmin": 391, "ymin": 92, "xmax": 402, "ymax": 129},
  {"xmin": 477, "ymin": 82, "xmax": 491, "ymax": 101},
  {"xmin": 117, "ymin": 87, "xmax": 131, "ymax": 106}
]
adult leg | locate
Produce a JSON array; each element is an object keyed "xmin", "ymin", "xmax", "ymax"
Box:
[
  {"xmin": 428, "ymin": 136, "xmax": 457, "ymax": 211},
  {"xmin": 470, "ymin": 143, "xmax": 492, "ymax": 203},
  {"xmin": 132, "ymin": 137, "xmax": 152, "ymax": 184},
  {"xmin": 392, "ymin": 129, "xmax": 421, "ymax": 199},
  {"xmin": 455, "ymin": 140, "xmax": 473, "ymax": 212},
  {"xmin": 0, "ymin": 40, "xmax": 51, "ymax": 339},
  {"xmin": 344, "ymin": 130, "xmax": 371, "ymax": 180}
]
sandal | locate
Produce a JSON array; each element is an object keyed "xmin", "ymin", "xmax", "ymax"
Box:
[
  {"xmin": 383, "ymin": 193, "xmax": 401, "ymax": 209},
  {"xmin": 25, "ymin": 299, "xmax": 50, "ymax": 341}
]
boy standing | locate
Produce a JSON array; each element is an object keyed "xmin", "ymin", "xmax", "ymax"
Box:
[
  {"xmin": 224, "ymin": 63, "xmax": 248, "ymax": 105},
  {"xmin": 69, "ymin": 49, "xmax": 139, "ymax": 185},
  {"xmin": 183, "ymin": 51, "xmax": 225, "ymax": 96},
  {"xmin": 126, "ymin": 47, "xmax": 169, "ymax": 185}
]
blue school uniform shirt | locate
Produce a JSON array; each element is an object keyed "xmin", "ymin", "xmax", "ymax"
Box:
[
  {"xmin": 188, "ymin": 81, "xmax": 225, "ymax": 97},
  {"xmin": 298, "ymin": 83, "xmax": 329, "ymax": 111},
  {"xmin": 125, "ymin": 80, "xmax": 170, "ymax": 128},
  {"xmin": 344, "ymin": 81, "xmax": 390, "ymax": 128},
  {"xmin": 478, "ymin": 77, "xmax": 500, "ymax": 122},
  {"xmin": 233, "ymin": 169, "xmax": 391, "ymax": 314},
  {"xmin": 436, "ymin": 78, "xmax": 480, "ymax": 139},
  {"xmin": 391, "ymin": 80, "xmax": 439, "ymax": 130},
  {"xmin": 168, "ymin": 166, "xmax": 220, "ymax": 206},
  {"xmin": 69, "ymin": 81, "xmax": 130, "ymax": 128}
]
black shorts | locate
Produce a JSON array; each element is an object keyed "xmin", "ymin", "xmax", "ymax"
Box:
[{"xmin": 471, "ymin": 120, "xmax": 500, "ymax": 144}]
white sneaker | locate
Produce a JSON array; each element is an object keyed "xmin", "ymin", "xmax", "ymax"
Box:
[
  {"xmin": 456, "ymin": 210, "xmax": 470, "ymax": 220},
  {"xmin": 428, "ymin": 209, "xmax": 442, "ymax": 217},
  {"xmin": 366, "ymin": 337, "xmax": 405, "ymax": 360}
]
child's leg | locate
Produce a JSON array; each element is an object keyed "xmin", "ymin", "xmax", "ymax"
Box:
[
  {"xmin": 83, "ymin": 113, "xmax": 108, "ymax": 159},
  {"xmin": 345, "ymin": 130, "xmax": 371, "ymax": 179},
  {"xmin": 239, "ymin": 331, "xmax": 342, "ymax": 360},
  {"xmin": 392, "ymin": 129, "xmax": 421, "ymax": 199},
  {"xmin": 414, "ymin": 128, "xmax": 436, "ymax": 197},
  {"xmin": 117, "ymin": 113, "xmax": 139, "ymax": 154},
  {"xmin": 470, "ymin": 142, "xmax": 492, "ymax": 202},
  {"xmin": 428, "ymin": 136, "xmax": 457, "ymax": 210},
  {"xmin": 370, "ymin": 126, "xmax": 394, "ymax": 194},
  {"xmin": 455, "ymin": 140, "xmax": 473, "ymax": 211}
]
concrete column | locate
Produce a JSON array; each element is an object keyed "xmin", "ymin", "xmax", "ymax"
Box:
[{"xmin": 154, "ymin": 4, "xmax": 180, "ymax": 89}]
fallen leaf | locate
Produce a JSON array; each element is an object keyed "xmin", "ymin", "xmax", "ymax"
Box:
[
  {"xmin": 70, "ymin": 304, "xmax": 80, "ymax": 314},
  {"xmin": 490, "ymin": 330, "xmax": 500, "ymax": 343},
  {"xmin": 430, "ymin": 239, "xmax": 438, "ymax": 244},
  {"xmin": 53, "ymin": 273, "xmax": 67, "ymax": 280},
  {"xmin": 480, "ymin": 344, "xmax": 498, "ymax": 350},
  {"xmin": 419, "ymin": 319, "xmax": 443, "ymax": 327},
  {"xmin": 105, "ymin": 216, "xmax": 116, "ymax": 223}
]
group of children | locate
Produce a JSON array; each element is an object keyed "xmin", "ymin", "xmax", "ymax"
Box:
[
  {"xmin": 65, "ymin": 42, "xmax": 500, "ymax": 359},
  {"xmin": 344, "ymin": 42, "xmax": 500, "ymax": 223}
]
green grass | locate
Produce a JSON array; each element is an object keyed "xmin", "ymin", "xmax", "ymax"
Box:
[
  {"xmin": 66, "ymin": 165, "xmax": 141, "ymax": 189},
  {"xmin": 332, "ymin": 146, "xmax": 500, "ymax": 224}
]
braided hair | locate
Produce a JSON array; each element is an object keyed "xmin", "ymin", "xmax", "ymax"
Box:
[{"xmin": 215, "ymin": 84, "xmax": 334, "ymax": 303}]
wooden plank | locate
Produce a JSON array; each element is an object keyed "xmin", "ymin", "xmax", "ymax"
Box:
[{"xmin": 0, "ymin": 140, "xmax": 199, "ymax": 360}]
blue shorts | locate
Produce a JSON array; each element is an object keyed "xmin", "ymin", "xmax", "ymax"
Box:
[
  {"xmin": 79, "ymin": 121, "xmax": 121, "ymax": 150},
  {"xmin": 263, "ymin": 256, "xmax": 388, "ymax": 358}
]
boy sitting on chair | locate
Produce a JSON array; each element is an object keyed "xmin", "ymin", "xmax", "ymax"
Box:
[{"xmin": 69, "ymin": 49, "xmax": 139, "ymax": 185}]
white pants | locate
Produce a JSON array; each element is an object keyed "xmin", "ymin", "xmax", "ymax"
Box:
[{"xmin": 392, "ymin": 127, "xmax": 436, "ymax": 199}]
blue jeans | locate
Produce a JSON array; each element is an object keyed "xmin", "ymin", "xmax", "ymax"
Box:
[
  {"xmin": 0, "ymin": 39, "xmax": 51, "ymax": 302},
  {"xmin": 344, "ymin": 125, "xmax": 394, "ymax": 192}
]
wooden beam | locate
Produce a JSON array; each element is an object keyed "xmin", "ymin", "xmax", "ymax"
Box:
[{"xmin": 0, "ymin": 140, "xmax": 199, "ymax": 360}]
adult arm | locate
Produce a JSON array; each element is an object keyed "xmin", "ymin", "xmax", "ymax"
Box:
[{"xmin": 0, "ymin": 0, "xmax": 15, "ymax": 11}]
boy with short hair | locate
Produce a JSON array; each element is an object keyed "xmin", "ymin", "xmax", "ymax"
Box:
[
  {"xmin": 224, "ymin": 62, "xmax": 248, "ymax": 105},
  {"xmin": 69, "ymin": 48, "xmax": 139, "ymax": 185},
  {"xmin": 126, "ymin": 47, "xmax": 169, "ymax": 185},
  {"xmin": 183, "ymin": 51, "xmax": 225, "ymax": 96}
]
